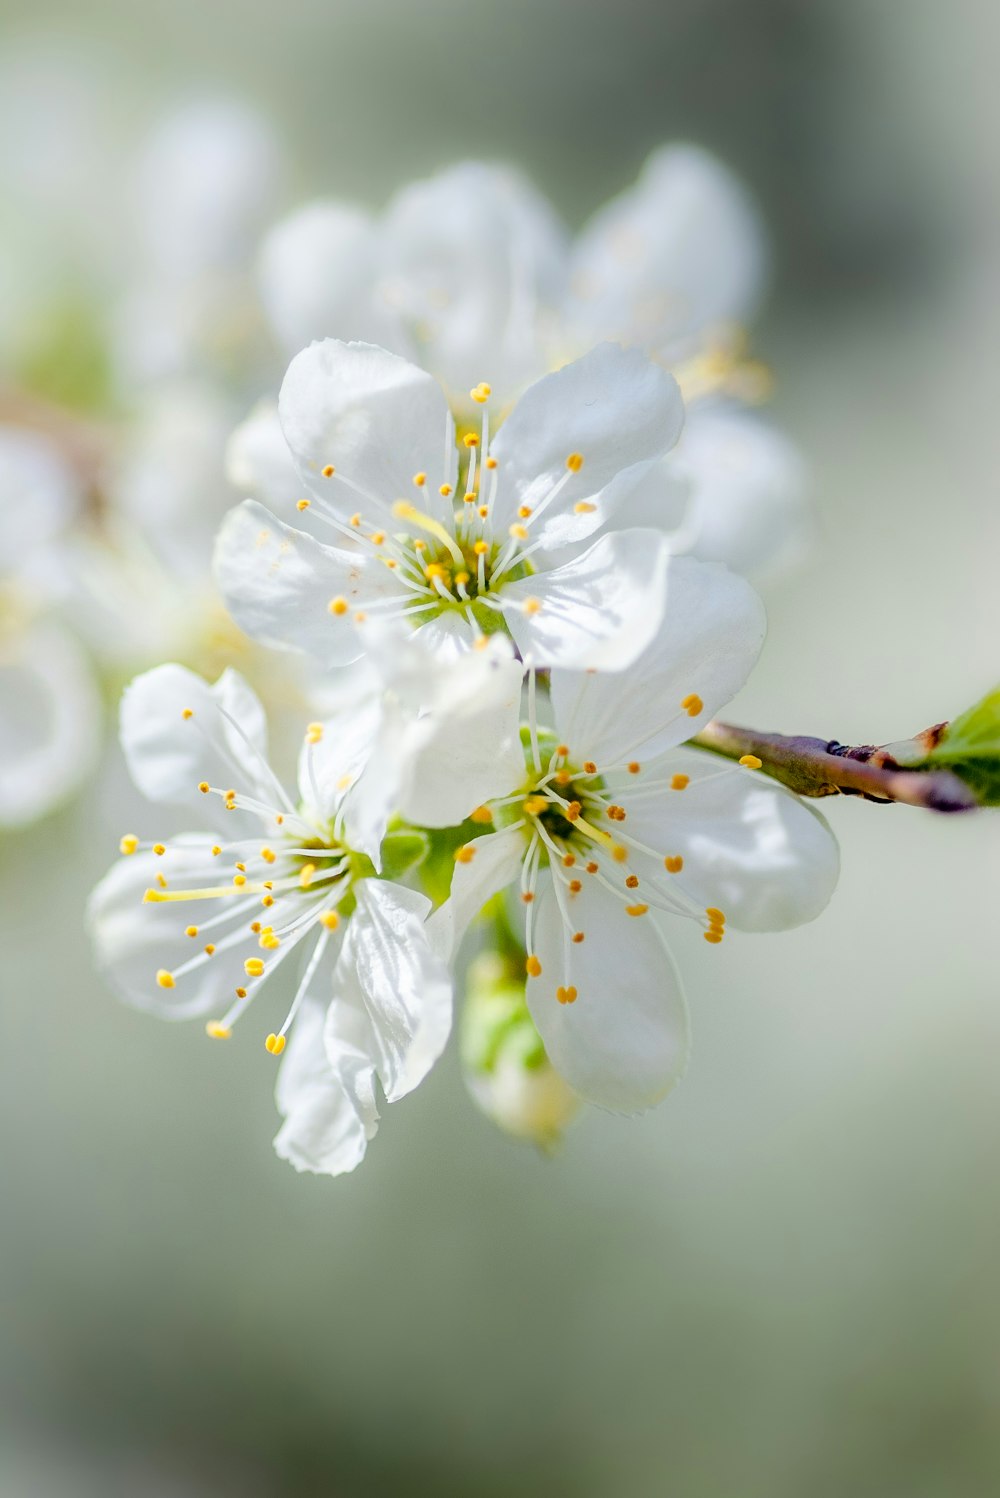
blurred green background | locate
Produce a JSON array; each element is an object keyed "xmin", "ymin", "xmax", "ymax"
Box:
[{"xmin": 2, "ymin": 0, "xmax": 999, "ymax": 1493}]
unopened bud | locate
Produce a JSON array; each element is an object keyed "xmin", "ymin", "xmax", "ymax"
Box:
[{"xmin": 460, "ymin": 951, "xmax": 579, "ymax": 1151}]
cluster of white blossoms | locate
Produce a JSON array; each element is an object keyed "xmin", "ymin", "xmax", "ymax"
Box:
[
  {"xmin": 89, "ymin": 319, "xmax": 838, "ymax": 1175},
  {"xmin": 0, "ymin": 60, "xmax": 837, "ymax": 1172}
]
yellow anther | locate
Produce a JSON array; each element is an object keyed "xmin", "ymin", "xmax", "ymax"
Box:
[
  {"xmin": 518, "ymin": 505, "xmax": 533, "ymax": 518},
  {"xmin": 463, "ymin": 491, "xmax": 477, "ymax": 505},
  {"xmin": 611, "ymin": 844, "xmax": 628, "ymax": 863},
  {"xmin": 568, "ymin": 879, "xmax": 582, "ymax": 893},
  {"xmin": 299, "ymin": 863, "xmax": 317, "ymax": 889},
  {"xmin": 251, "ymin": 921, "xmax": 262, "ymax": 933},
  {"xmin": 261, "ymin": 935, "xmax": 281, "ymax": 950},
  {"xmin": 473, "ymin": 540, "xmax": 489, "ymax": 556},
  {"xmin": 582, "ymin": 761, "xmax": 597, "ymax": 775},
  {"xmin": 706, "ymin": 907, "xmax": 725, "ymax": 923},
  {"xmin": 156, "ymin": 970, "xmax": 175, "ymax": 989},
  {"xmin": 151, "ymin": 843, "xmax": 165, "ymax": 857},
  {"xmin": 625, "ymin": 875, "xmax": 639, "ymax": 890},
  {"xmin": 205, "ymin": 1022, "xmax": 232, "ymax": 1040},
  {"xmin": 627, "ymin": 762, "xmax": 641, "ymax": 774},
  {"xmin": 261, "ymin": 894, "xmax": 274, "ymax": 908},
  {"xmin": 119, "ymin": 834, "xmax": 139, "ymax": 856},
  {"xmin": 555, "ymin": 769, "xmax": 571, "ymax": 785},
  {"xmin": 471, "ymin": 383, "xmax": 490, "ymax": 404},
  {"xmin": 260, "ymin": 847, "xmax": 276, "ymax": 864},
  {"xmin": 306, "ymin": 722, "xmax": 324, "ymax": 745},
  {"xmin": 523, "ymin": 795, "xmax": 548, "ymax": 815},
  {"xmin": 235, "ymin": 987, "xmax": 247, "ymax": 999},
  {"xmin": 681, "ymin": 693, "xmax": 704, "ymax": 717},
  {"xmin": 463, "ymin": 433, "xmax": 479, "ymax": 448},
  {"xmin": 413, "ymin": 471, "xmax": 427, "ymax": 487},
  {"xmin": 508, "ymin": 523, "xmax": 528, "ymax": 540},
  {"xmin": 322, "ymin": 464, "xmax": 335, "ymax": 478},
  {"xmin": 478, "ymin": 505, "xmax": 489, "ymax": 518},
  {"xmin": 704, "ymin": 930, "xmax": 723, "ymax": 945},
  {"xmin": 244, "ymin": 958, "xmax": 265, "ymax": 978},
  {"xmin": 670, "ymin": 774, "xmax": 690, "ymax": 791},
  {"xmin": 439, "ymin": 484, "xmax": 453, "ymax": 497},
  {"xmin": 182, "ymin": 708, "xmax": 194, "ymax": 720},
  {"xmin": 235, "ymin": 862, "xmax": 246, "ymax": 872},
  {"xmin": 455, "ymin": 571, "xmax": 470, "ymax": 586},
  {"xmin": 198, "ymin": 781, "xmax": 210, "ymax": 794},
  {"xmin": 233, "ymin": 874, "xmax": 247, "ymax": 888},
  {"xmin": 556, "ymin": 985, "xmax": 578, "ymax": 1004},
  {"xmin": 319, "ymin": 910, "xmax": 340, "ymax": 931},
  {"xmin": 562, "ymin": 853, "xmax": 576, "ymax": 867},
  {"xmin": 354, "ymin": 611, "xmax": 367, "ymax": 624},
  {"xmin": 424, "ymin": 561, "xmax": 448, "ymax": 581},
  {"xmin": 297, "ymin": 498, "xmax": 311, "ymax": 512},
  {"xmin": 367, "ymin": 531, "xmax": 385, "ymax": 547},
  {"xmin": 606, "ymin": 805, "xmax": 626, "ymax": 822},
  {"xmin": 566, "ymin": 801, "xmax": 582, "ymax": 821},
  {"xmin": 204, "ymin": 944, "xmax": 216, "ymax": 956},
  {"xmin": 265, "ymin": 1033, "xmax": 286, "ymax": 1056},
  {"xmin": 521, "ymin": 891, "xmax": 534, "ymax": 904},
  {"xmin": 739, "ymin": 754, "xmax": 763, "ymax": 770},
  {"xmin": 522, "ymin": 597, "xmax": 542, "ymax": 616},
  {"xmin": 572, "ymin": 932, "xmax": 585, "ymax": 944},
  {"xmin": 454, "ymin": 844, "xmax": 476, "ymax": 864},
  {"xmin": 275, "ymin": 815, "xmax": 284, "ymax": 825},
  {"xmin": 573, "ymin": 501, "xmax": 596, "ymax": 514},
  {"xmin": 664, "ymin": 855, "xmax": 684, "ymax": 874},
  {"xmin": 555, "ymin": 744, "xmax": 570, "ymax": 757},
  {"xmin": 485, "ymin": 456, "xmax": 498, "ymax": 470},
  {"xmin": 349, "ymin": 512, "xmax": 361, "ymax": 527},
  {"xmin": 211, "ymin": 845, "xmax": 222, "ymax": 856},
  {"xmin": 566, "ymin": 453, "xmax": 584, "ymax": 473},
  {"xmin": 185, "ymin": 925, "xmax": 199, "ymax": 939},
  {"xmin": 625, "ymin": 904, "xmax": 649, "ymax": 917},
  {"xmin": 526, "ymin": 955, "xmax": 542, "ymax": 978}
]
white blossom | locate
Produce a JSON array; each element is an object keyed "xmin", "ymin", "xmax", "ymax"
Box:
[
  {"xmin": 88, "ymin": 663, "xmax": 453, "ymax": 1177},
  {"xmin": 432, "ymin": 561, "xmax": 839, "ymax": 1112},
  {"xmin": 215, "ymin": 338, "xmax": 682, "ymax": 673}
]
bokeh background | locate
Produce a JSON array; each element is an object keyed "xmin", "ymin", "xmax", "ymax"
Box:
[{"xmin": 2, "ymin": 1, "xmax": 1000, "ymax": 1493}]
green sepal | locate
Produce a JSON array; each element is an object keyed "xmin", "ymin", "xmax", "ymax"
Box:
[{"xmin": 923, "ymin": 684, "xmax": 1000, "ymax": 806}]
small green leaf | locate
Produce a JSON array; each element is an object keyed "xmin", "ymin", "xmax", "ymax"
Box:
[{"xmin": 925, "ymin": 684, "xmax": 1000, "ymax": 805}]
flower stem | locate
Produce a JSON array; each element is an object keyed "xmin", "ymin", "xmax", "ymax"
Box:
[{"xmin": 691, "ymin": 720, "xmax": 978, "ymax": 813}]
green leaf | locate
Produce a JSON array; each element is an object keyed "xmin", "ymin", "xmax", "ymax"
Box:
[{"xmin": 925, "ymin": 684, "xmax": 1000, "ymax": 806}]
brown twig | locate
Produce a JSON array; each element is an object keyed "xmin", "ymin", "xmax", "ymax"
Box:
[{"xmin": 692, "ymin": 721, "xmax": 977, "ymax": 813}]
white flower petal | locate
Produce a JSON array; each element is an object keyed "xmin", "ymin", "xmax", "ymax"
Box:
[
  {"xmin": 88, "ymin": 838, "xmax": 259, "ymax": 1019},
  {"xmin": 427, "ymin": 827, "xmax": 526, "ymax": 962},
  {"xmin": 549, "ymin": 555, "xmax": 766, "ymax": 765},
  {"xmin": 501, "ymin": 528, "xmax": 670, "ymax": 671},
  {"xmin": 275, "ymin": 994, "xmax": 379, "ymax": 1177},
  {"xmin": 226, "ymin": 400, "xmax": 310, "ymax": 522},
  {"xmin": 567, "ymin": 144, "xmax": 767, "ymax": 361},
  {"xmin": 258, "ymin": 200, "xmax": 409, "ymax": 357},
  {"xmin": 618, "ymin": 746, "xmax": 840, "ymax": 931},
  {"xmin": 488, "ymin": 342, "xmax": 684, "ymax": 549},
  {"xmin": 527, "ymin": 872, "xmax": 689, "ymax": 1112},
  {"xmin": 214, "ymin": 500, "xmax": 399, "ymax": 667},
  {"xmin": 119, "ymin": 662, "xmax": 272, "ymax": 825},
  {"xmin": 278, "ymin": 339, "xmax": 456, "ymax": 527},
  {"xmin": 0, "ymin": 619, "xmax": 101, "ymax": 826},
  {"xmin": 380, "ymin": 161, "xmax": 567, "ymax": 402},
  {"xmin": 344, "ymin": 880, "xmax": 452, "ymax": 1102},
  {"xmin": 666, "ymin": 406, "xmax": 811, "ymax": 583},
  {"xmin": 394, "ymin": 640, "xmax": 525, "ymax": 829},
  {"xmin": 0, "ymin": 424, "xmax": 81, "ymax": 558}
]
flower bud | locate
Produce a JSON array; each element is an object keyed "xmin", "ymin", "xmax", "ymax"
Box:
[{"xmin": 460, "ymin": 950, "xmax": 579, "ymax": 1150}]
